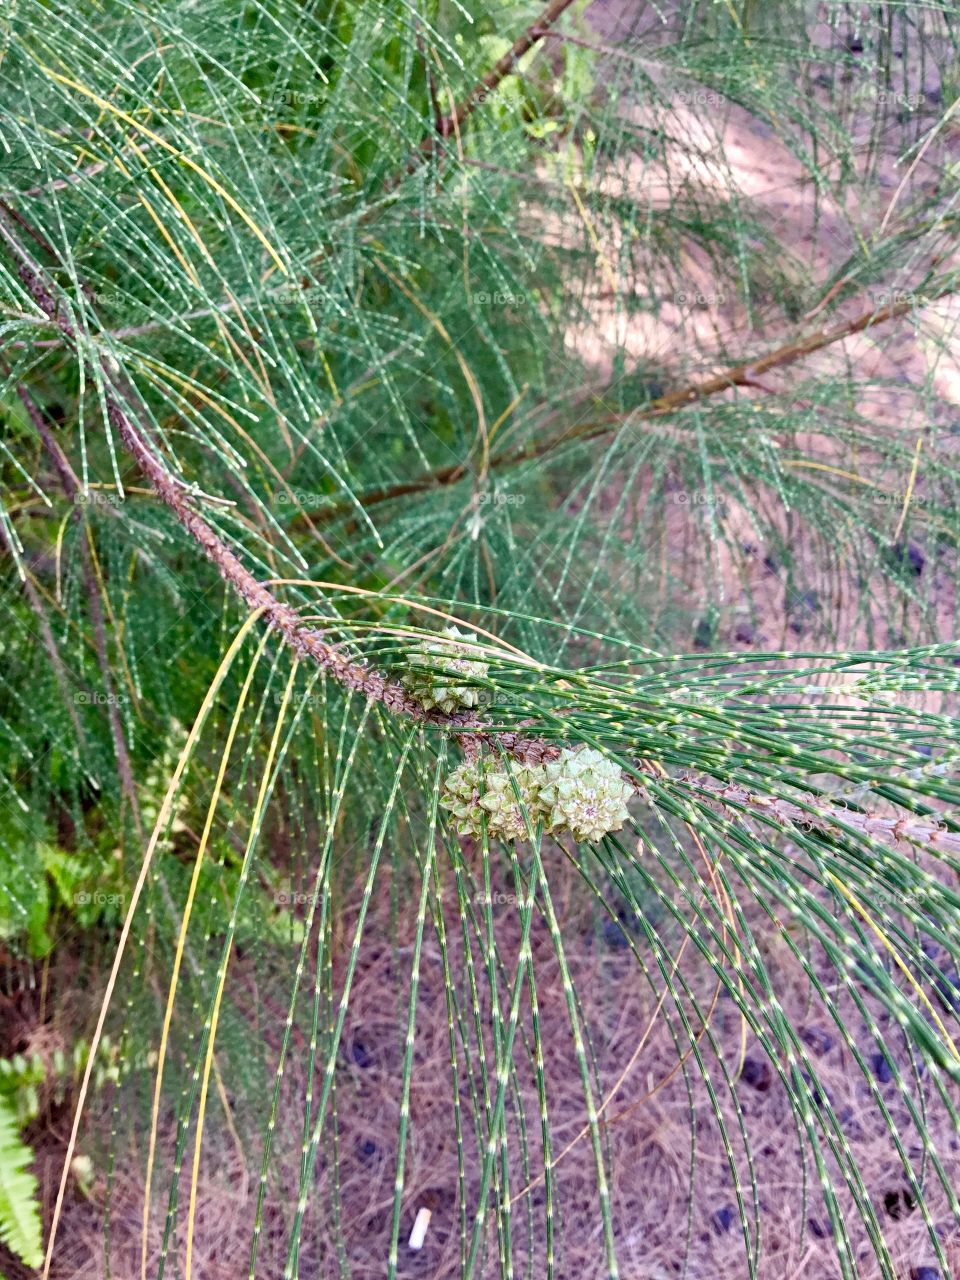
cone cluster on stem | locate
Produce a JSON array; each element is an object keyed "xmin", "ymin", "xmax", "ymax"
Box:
[
  {"xmin": 441, "ymin": 747, "xmax": 633, "ymax": 845},
  {"xmin": 401, "ymin": 626, "xmax": 489, "ymax": 714}
]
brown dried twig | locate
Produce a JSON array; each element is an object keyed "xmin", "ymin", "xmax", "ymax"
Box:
[
  {"xmin": 678, "ymin": 772, "xmax": 960, "ymax": 859},
  {"xmin": 290, "ymin": 281, "xmax": 957, "ymax": 527},
  {"xmin": 410, "ymin": 0, "xmax": 578, "ymax": 168}
]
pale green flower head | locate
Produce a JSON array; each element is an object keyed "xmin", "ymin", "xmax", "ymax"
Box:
[
  {"xmin": 476, "ymin": 764, "xmax": 546, "ymax": 842},
  {"xmin": 440, "ymin": 759, "xmax": 486, "ymax": 839},
  {"xmin": 539, "ymin": 746, "xmax": 633, "ymax": 844},
  {"xmin": 441, "ymin": 758, "xmax": 545, "ymax": 843},
  {"xmin": 402, "ymin": 626, "xmax": 489, "ymax": 714}
]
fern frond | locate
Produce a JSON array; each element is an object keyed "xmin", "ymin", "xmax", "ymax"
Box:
[{"xmin": 0, "ymin": 1096, "xmax": 43, "ymax": 1271}]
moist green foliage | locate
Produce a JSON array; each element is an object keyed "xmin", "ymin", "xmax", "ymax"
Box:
[
  {"xmin": 1, "ymin": 1, "xmax": 960, "ymax": 1277},
  {"xmin": 0, "ymin": 1095, "xmax": 42, "ymax": 1271}
]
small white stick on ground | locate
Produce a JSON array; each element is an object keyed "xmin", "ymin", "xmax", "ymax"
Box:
[{"xmin": 408, "ymin": 1207, "xmax": 432, "ymax": 1251}]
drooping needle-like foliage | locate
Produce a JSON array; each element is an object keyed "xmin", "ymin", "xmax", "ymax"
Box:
[{"xmin": 1, "ymin": 0, "xmax": 959, "ymax": 1277}]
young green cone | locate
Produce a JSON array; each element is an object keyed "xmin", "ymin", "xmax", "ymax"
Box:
[
  {"xmin": 440, "ymin": 759, "xmax": 486, "ymax": 839},
  {"xmin": 441, "ymin": 759, "xmax": 545, "ymax": 842},
  {"xmin": 402, "ymin": 626, "xmax": 489, "ymax": 714},
  {"xmin": 476, "ymin": 765, "xmax": 546, "ymax": 843},
  {"xmin": 442, "ymin": 747, "xmax": 632, "ymax": 845},
  {"xmin": 539, "ymin": 746, "xmax": 633, "ymax": 844}
]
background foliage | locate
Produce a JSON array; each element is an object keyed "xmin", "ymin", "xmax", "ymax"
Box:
[{"xmin": 1, "ymin": 0, "xmax": 960, "ymax": 1276}]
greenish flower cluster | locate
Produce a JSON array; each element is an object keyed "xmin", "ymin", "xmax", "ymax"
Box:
[
  {"xmin": 402, "ymin": 626, "xmax": 489, "ymax": 714},
  {"xmin": 539, "ymin": 747, "xmax": 634, "ymax": 843},
  {"xmin": 441, "ymin": 747, "xmax": 633, "ymax": 845}
]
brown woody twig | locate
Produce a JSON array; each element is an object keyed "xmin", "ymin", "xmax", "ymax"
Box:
[
  {"xmin": 678, "ymin": 772, "xmax": 960, "ymax": 858},
  {"xmin": 411, "ymin": 0, "xmax": 578, "ymax": 168},
  {"xmin": 291, "ymin": 281, "xmax": 956, "ymax": 527}
]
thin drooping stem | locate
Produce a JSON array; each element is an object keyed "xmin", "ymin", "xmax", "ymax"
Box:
[
  {"xmin": 292, "ymin": 282, "xmax": 958, "ymax": 525},
  {"xmin": 0, "ymin": 519, "xmax": 87, "ymax": 747},
  {"xmin": 81, "ymin": 527, "xmax": 144, "ymax": 838},
  {"xmin": 16, "ymin": 379, "xmax": 143, "ymax": 836}
]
